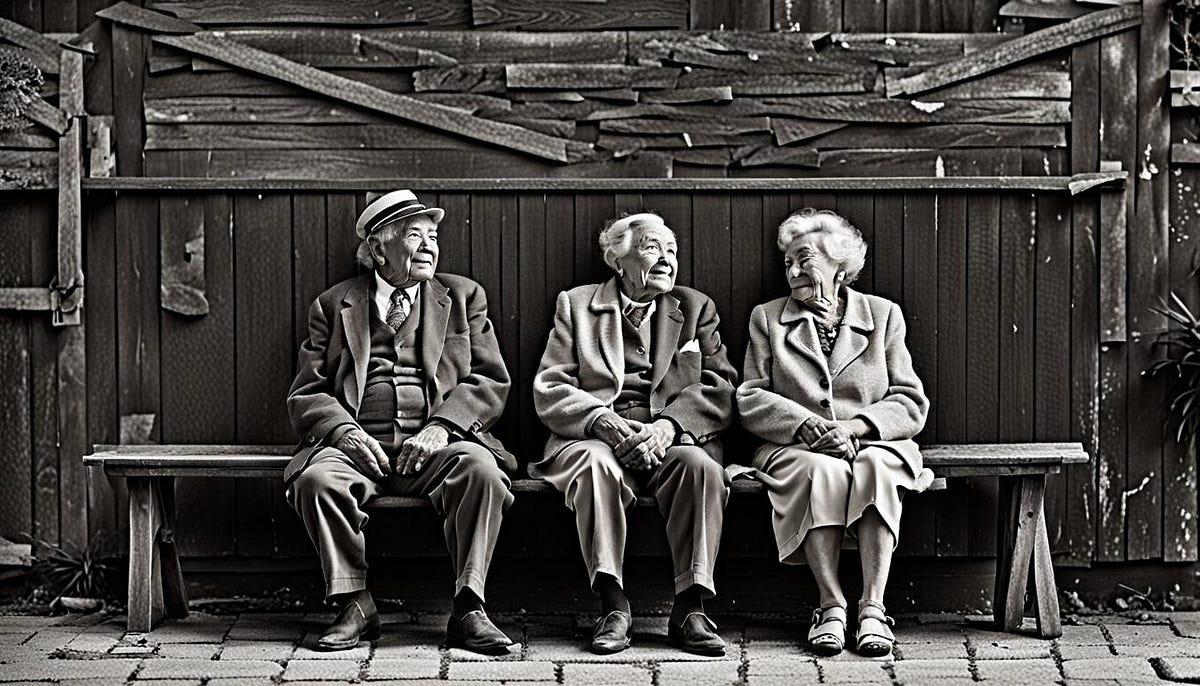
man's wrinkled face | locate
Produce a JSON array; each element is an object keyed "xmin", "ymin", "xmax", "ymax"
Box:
[
  {"xmin": 784, "ymin": 235, "xmax": 841, "ymax": 310},
  {"xmin": 373, "ymin": 215, "xmax": 440, "ymax": 286},
  {"xmin": 616, "ymin": 223, "xmax": 678, "ymax": 301}
]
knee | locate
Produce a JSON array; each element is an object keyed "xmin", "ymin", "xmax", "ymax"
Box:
[
  {"xmin": 666, "ymin": 446, "xmax": 724, "ymax": 480},
  {"xmin": 451, "ymin": 443, "xmax": 507, "ymax": 484},
  {"xmin": 792, "ymin": 449, "xmax": 852, "ymax": 488},
  {"xmin": 575, "ymin": 441, "xmax": 625, "ymax": 486},
  {"xmin": 292, "ymin": 459, "xmax": 344, "ymax": 501}
]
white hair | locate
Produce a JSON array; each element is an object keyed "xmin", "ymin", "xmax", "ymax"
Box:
[
  {"xmin": 776, "ymin": 208, "xmax": 867, "ymax": 284},
  {"xmin": 355, "ymin": 215, "xmax": 418, "ymax": 268},
  {"xmin": 598, "ymin": 212, "xmax": 673, "ymax": 271}
]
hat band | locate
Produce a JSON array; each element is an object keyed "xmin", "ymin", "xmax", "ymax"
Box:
[{"xmin": 364, "ymin": 202, "xmax": 429, "ymax": 237}]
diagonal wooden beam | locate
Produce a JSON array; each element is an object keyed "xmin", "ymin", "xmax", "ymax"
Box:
[
  {"xmin": 96, "ymin": 1, "xmax": 201, "ymax": 34},
  {"xmin": 0, "ymin": 17, "xmax": 61, "ymax": 74},
  {"xmin": 888, "ymin": 4, "xmax": 1141, "ymax": 98},
  {"xmin": 154, "ymin": 32, "xmax": 571, "ymax": 162},
  {"xmin": 24, "ymin": 96, "xmax": 69, "ymax": 135}
]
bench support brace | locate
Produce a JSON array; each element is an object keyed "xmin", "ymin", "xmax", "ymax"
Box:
[
  {"xmin": 993, "ymin": 474, "xmax": 1061, "ymax": 638},
  {"xmin": 127, "ymin": 476, "xmax": 190, "ymax": 632}
]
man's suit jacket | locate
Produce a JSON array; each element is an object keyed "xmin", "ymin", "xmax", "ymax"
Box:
[
  {"xmin": 533, "ymin": 277, "xmax": 738, "ymax": 463},
  {"xmin": 736, "ymin": 288, "xmax": 929, "ymax": 475},
  {"xmin": 285, "ymin": 273, "xmax": 514, "ymax": 483}
]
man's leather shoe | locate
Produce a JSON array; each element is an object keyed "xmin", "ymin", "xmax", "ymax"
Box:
[
  {"xmin": 447, "ymin": 610, "xmax": 514, "ymax": 655},
  {"xmin": 590, "ymin": 610, "xmax": 632, "ymax": 654},
  {"xmin": 668, "ymin": 612, "xmax": 725, "ymax": 656},
  {"xmin": 316, "ymin": 593, "xmax": 381, "ymax": 651}
]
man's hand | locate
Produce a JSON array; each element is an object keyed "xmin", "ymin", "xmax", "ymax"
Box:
[
  {"xmin": 335, "ymin": 427, "xmax": 389, "ymax": 479},
  {"xmin": 397, "ymin": 423, "xmax": 451, "ymax": 475},
  {"xmin": 614, "ymin": 422, "xmax": 661, "ymax": 473},
  {"xmin": 647, "ymin": 419, "xmax": 676, "ymax": 455},
  {"xmin": 591, "ymin": 410, "xmax": 637, "ymax": 449}
]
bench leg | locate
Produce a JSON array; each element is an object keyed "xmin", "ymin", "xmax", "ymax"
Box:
[
  {"xmin": 993, "ymin": 474, "xmax": 1060, "ymax": 637},
  {"xmin": 127, "ymin": 477, "xmax": 189, "ymax": 632}
]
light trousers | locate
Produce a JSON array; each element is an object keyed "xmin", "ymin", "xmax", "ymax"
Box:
[
  {"xmin": 531, "ymin": 439, "xmax": 729, "ymax": 597},
  {"xmin": 287, "ymin": 441, "xmax": 513, "ymax": 602}
]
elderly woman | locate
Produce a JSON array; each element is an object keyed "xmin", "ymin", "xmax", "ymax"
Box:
[
  {"xmin": 737, "ymin": 208, "xmax": 929, "ymax": 657},
  {"xmin": 532, "ymin": 212, "xmax": 738, "ymax": 656}
]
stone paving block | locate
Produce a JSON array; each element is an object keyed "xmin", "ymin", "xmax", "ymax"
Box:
[
  {"xmin": 973, "ymin": 643, "xmax": 1052, "ymax": 660},
  {"xmin": 746, "ymin": 656, "xmax": 819, "ymax": 679},
  {"xmin": 818, "ymin": 661, "xmax": 892, "ymax": 684},
  {"xmin": 657, "ymin": 660, "xmax": 741, "ymax": 686},
  {"xmin": 137, "ymin": 657, "xmax": 283, "ymax": 680},
  {"xmin": 0, "ymin": 645, "xmax": 47, "ymax": 663},
  {"xmin": 371, "ymin": 636, "xmax": 443, "ymax": 660},
  {"xmin": 0, "ymin": 618, "xmax": 55, "ymax": 631},
  {"xmin": 374, "ymin": 623, "xmax": 449, "ymax": 655},
  {"xmin": 561, "ymin": 663, "xmax": 651, "ymax": 685},
  {"xmin": 218, "ymin": 639, "xmax": 294, "ymax": 661},
  {"xmin": 127, "ymin": 680, "xmax": 205, "ymax": 686},
  {"xmin": 225, "ymin": 618, "xmax": 304, "ymax": 642},
  {"xmin": 896, "ymin": 641, "xmax": 970, "ymax": 659},
  {"xmin": 743, "ymin": 638, "xmax": 803, "ymax": 657},
  {"xmin": 205, "ymin": 679, "xmax": 278, "ymax": 686},
  {"xmin": 1175, "ymin": 620, "xmax": 1200, "ymax": 639},
  {"xmin": 446, "ymin": 643, "xmax": 524, "ymax": 662},
  {"xmin": 890, "ymin": 658, "xmax": 972, "ymax": 684},
  {"xmin": 19, "ymin": 629, "xmax": 82, "ymax": 651},
  {"xmin": 145, "ymin": 615, "xmax": 235, "ymax": 644},
  {"xmin": 293, "ymin": 633, "xmax": 370, "ymax": 661},
  {"xmin": 1104, "ymin": 624, "xmax": 1177, "ymax": 645},
  {"xmin": 1110, "ymin": 639, "xmax": 1200, "ymax": 657},
  {"xmin": 61, "ymin": 633, "xmax": 117, "ymax": 654},
  {"xmin": 526, "ymin": 638, "xmax": 733, "ymax": 663},
  {"xmin": 973, "ymin": 657, "xmax": 1061, "ymax": 682},
  {"xmin": 1058, "ymin": 644, "xmax": 1118, "ymax": 660},
  {"xmin": 0, "ymin": 658, "xmax": 140, "ymax": 682},
  {"xmin": 282, "ymin": 659, "xmax": 362, "ymax": 681},
  {"xmin": 365, "ymin": 657, "xmax": 442, "ymax": 680},
  {"xmin": 110, "ymin": 644, "xmax": 156, "ymax": 656},
  {"xmin": 1156, "ymin": 656, "xmax": 1200, "ymax": 682},
  {"xmin": 1060, "ymin": 657, "xmax": 1159, "ymax": 681},
  {"xmin": 448, "ymin": 660, "xmax": 557, "ymax": 681},
  {"xmin": 155, "ymin": 641, "xmax": 221, "ymax": 659},
  {"xmin": 0, "ymin": 632, "xmax": 34, "ymax": 647},
  {"xmin": 1059, "ymin": 624, "xmax": 1109, "ymax": 645}
]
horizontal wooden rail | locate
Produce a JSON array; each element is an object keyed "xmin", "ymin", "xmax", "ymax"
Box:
[{"xmin": 79, "ymin": 173, "xmax": 1127, "ymax": 194}]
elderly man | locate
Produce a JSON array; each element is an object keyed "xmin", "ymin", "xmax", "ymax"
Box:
[
  {"xmin": 286, "ymin": 190, "xmax": 515, "ymax": 654},
  {"xmin": 532, "ymin": 212, "xmax": 738, "ymax": 656}
]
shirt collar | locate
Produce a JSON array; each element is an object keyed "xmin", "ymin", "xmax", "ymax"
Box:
[
  {"xmin": 618, "ymin": 289, "xmax": 656, "ymax": 320},
  {"xmin": 373, "ymin": 271, "xmax": 420, "ymax": 314}
]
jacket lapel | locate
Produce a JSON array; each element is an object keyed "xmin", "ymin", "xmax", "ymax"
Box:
[
  {"xmin": 420, "ymin": 278, "xmax": 452, "ymax": 398},
  {"xmin": 650, "ymin": 292, "xmax": 684, "ymax": 392},
  {"xmin": 589, "ymin": 278, "xmax": 624, "ymax": 383},
  {"xmin": 780, "ymin": 297, "xmax": 828, "ymax": 378},
  {"xmin": 339, "ymin": 275, "xmax": 372, "ymax": 413},
  {"xmin": 828, "ymin": 289, "xmax": 875, "ymax": 378}
]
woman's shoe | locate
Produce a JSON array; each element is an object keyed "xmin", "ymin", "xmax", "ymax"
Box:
[
  {"xmin": 807, "ymin": 605, "xmax": 847, "ymax": 656},
  {"xmin": 856, "ymin": 600, "xmax": 895, "ymax": 657}
]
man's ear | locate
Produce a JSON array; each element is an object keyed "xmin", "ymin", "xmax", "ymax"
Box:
[{"xmin": 367, "ymin": 235, "xmax": 384, "ymax": 265}]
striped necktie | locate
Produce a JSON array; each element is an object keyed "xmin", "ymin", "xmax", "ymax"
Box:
[
  {"xmin": 385, "ymin": 289, "xmax": 412, "ymax": 332},
  {"xmin": 625, "ymin": 303, "xmax": 650, "ymax": 329}
]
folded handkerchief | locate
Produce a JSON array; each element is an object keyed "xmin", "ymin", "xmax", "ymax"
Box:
[{"xmin": 680, "ymin": 338, "xmax": 701, "ymax": 354}]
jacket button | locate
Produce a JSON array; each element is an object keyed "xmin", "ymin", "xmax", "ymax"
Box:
[
  {"xmin": 637, "ymin": 346, "xmax": 646, "ymax": 355},
  {"xmin": 820, "ymin": 399, "xmax": 830, "ymax": 409},
  {"xmin": 819, "ymin": 379, "xmax": 829, "ymax": 389},
  {"xmin": 307, "ymin": 436, "xmax": 316, "ymax": 444}
]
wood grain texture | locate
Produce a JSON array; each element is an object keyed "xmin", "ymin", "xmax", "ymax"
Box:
[
  {"xmin": 154, "ymin": 33, "xmax": 572, "ymax": 162},
  {"xmin": 0, "ymin": 198, "xmax": 32, "ymax": 540},
  {"xmin": 809, "ymin": 123, "xmax": 1066, "ymax": 149},
  {"xmin": 96, "ymin": 1, "xmax": 200, "ymax": 33},
  {"xmin": 472, "ymin": 0, "xmax": 687, "ymax": 30},
  {"xmin": 148, "ymin": 0, "xmax": 443, "ymax": 25},
  {"xmin": 965, "ymin": 193, "xmax": 1001, "ymax": 557},
  {"xmin": 145, "ymin": 123, "xmax": 478, "ymax": 151},
  {"xmin": 889, "ymin": 4, "xmax": 1141, "ymax": 97}
]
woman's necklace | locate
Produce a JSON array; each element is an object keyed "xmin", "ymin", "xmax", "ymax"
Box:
[{"xmin": 815, "ymin": 300, "xmax": 845, "ymax": 356}]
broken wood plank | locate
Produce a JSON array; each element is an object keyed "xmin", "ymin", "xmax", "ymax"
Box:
[
  {"xmin": 600, "ymin": 116, "xmax": 771, "ymax": 135},
  {"xmin": 146, "ymin": 69, "xmax": 414, "ymax": 98},
  {"xmin": 737, "ymin": 145, "xmax": 820, "ymax": 167},
  {"xmin": 88, "ymin": 116, "xmax": 116, "ymax": 177},
  {"xmin": 674, "ymin": 70, "xmax": 871, "ymax": 95},
  {"xmin": 0, "ymin": 17, "xmax": 61, "ymax": 75},
  {"xmin": 771, "ymin": 118, "xmax": 849, "ymax": 145},
  {"xmin": 57, "ymin": 49, "xmax": 85, "ymax": 314},
  {"xmin": 145, "ymin": 123, "xmax": 480, "ymax": 150},
  {"xmin": 0, "ymin": 288, "xmax": 54, "ymax": 310},
  {"xmin": 412, "ymin": 65, "xmax": 506, "ymax": 93},
  {"xmin": 146, "ymin": 0, "xmax": 436, "ymax": 25},
  {"xmin": 1171, "ymin": 143, "xmax": 1200, "ymax": 164},
  {"xmin": 817, "ymin": 148, "xmax": 1022, "ymax": 176},
  {"xmin": 999, "ymin": 0, "xmax": 1093, "ymax": 19},
  {"xmin": 487, "ymin": 117, "xmax": 576, "ymax": 138},
  {"xmin": 914, "ymin": 67, "xmax": 1071, "ymax": 99},
  {"xmin": 1172, "ymin": 92, "xmax": 1200, "ymax": 108},
  {"xmin": 358, "ymin": 35, "xmax": 457, "ymax": 67},
  {"xmin": 641, "ymin": 86, "xmax": 732, "ymax": 103},
  {"xmin": 595, "ymin": 132, "xmax": 770, "ymax": 151},
  {"xmin": 506, "ymin": 64, "xmax": 679, "ymax": 90},
  {"xmin": 471, "ymin": 0, "xmax": 687, "ymax": 30},
  {"xmin": 23, "ymin": 97, "xmax": 69, "ymax": 135},
  {"xmin": 669, "ymin": 148, "xmax": 732, "ymax": 166},
  {"xmin": 96, "ymin": 1, "xmax": 201, "ymax": 34},
  {"xmin": 809, "ymin": 123, "xmax": 1067, "ymax": 148},
  {"xmin": 145, "ymin": 96, "xmax": 395, "ymax": 124},
  {"xmin": 589, "ymin": 98, "xmax": 1071, "ymax": 124},
  {"xmin": 1171, "ymin": 69, "xmax": 1200, "ymax": 89},
  {"xmin": 889, "ymin": 4, "xmax": 1141, "ymax": 97},
  {"xmin": 154, "ymin": 32, "xmax": 571, "ymax": 161},
  {"xmin": 0, "ymin": 151, "xmax": 56, "ymax": 189},
  {"xmin": 0, "ymin": 130, "xmax": 56, "ymax": 149}
]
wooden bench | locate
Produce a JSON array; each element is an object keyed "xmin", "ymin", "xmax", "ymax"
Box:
[{"xmin": 84, "ymin": 442, "xmax": 1087, "ymax": 637}]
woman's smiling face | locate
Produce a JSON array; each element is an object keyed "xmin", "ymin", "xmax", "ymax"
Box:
[
  {"xmin": 616, "ymin": 222, "xmax": 678, "ymax": 301},
  {"xmin": 784, "ymin": 235, "xmax": 841, "ymax": 309}
]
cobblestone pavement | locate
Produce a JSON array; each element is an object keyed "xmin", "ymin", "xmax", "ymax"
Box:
[{"xmin": 3, "ymin": 610, "xmax": 1200, "ymax": 684}]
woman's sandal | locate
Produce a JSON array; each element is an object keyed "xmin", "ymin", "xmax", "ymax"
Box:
[
  {"xmin": 856, "ymin": 600, "xmax": 895, "ymax": 657},
  {"xmin": 807, "ymin": 605, "xmax": 848, "ymax": 656}
]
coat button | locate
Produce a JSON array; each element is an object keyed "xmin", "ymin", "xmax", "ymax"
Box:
[
  {"xmin": 637, "ymin": 346, "xmax": 646, "ymax": 355},
  {"xmin": 307, "ymin": 436, "xmax": 316, "ymax": 444},
  {"xmin": 820, "ymin": 399, "xmax": 830, "ymax": 408},
  {"xmin": 819, "ymin": 379, "xmax": 829, "ymax": 389}
]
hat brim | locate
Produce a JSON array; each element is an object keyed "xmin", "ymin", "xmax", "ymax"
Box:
[{"xmin": 360, "ymin": 205, "xmax": 445, "ymax": 239}]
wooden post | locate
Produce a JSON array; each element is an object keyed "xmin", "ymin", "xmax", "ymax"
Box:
[
  {"xmin": 993, "ymin": 474, "xmax": 1060, "ymax": 637},
  {"xmin": 127, "ymin": 476, "xmax": 164, "ymax": 633},
  {"xmin": 54, "ymin": 48, "xmax": 84, "ymax": 328},
  {"xmin": 156, "ymin": 476, "xmax": 189, "ymax": 620}
]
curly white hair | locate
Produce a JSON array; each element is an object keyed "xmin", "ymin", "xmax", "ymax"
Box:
[
  {"xmin": 598, "ymin": 212, "xmax": 674, "ymax": 271},
  {"xmin": 776, "ymin": 208, "xmax": 867, "ymax": 284}
]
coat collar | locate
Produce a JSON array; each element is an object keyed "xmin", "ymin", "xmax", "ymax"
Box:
[
  {"xmin": 590, "ymin": 276, "xmax": 684, "ymax": 390},
  {"xmin": 780, "ymin": 288, "xmax": 876, "ymax": 379},
  {"xmin": 340, "ymin": 274, "xmax": 452, "ymax": 411}
]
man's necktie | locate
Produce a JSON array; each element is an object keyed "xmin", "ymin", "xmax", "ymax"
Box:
[
  {"xmin": 625, "ymin": 304, "xmax": 649, "ymax": 329},
  {"xmin": 386, "ymin": 289, "xmax": 411, "ymax": 332}
]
